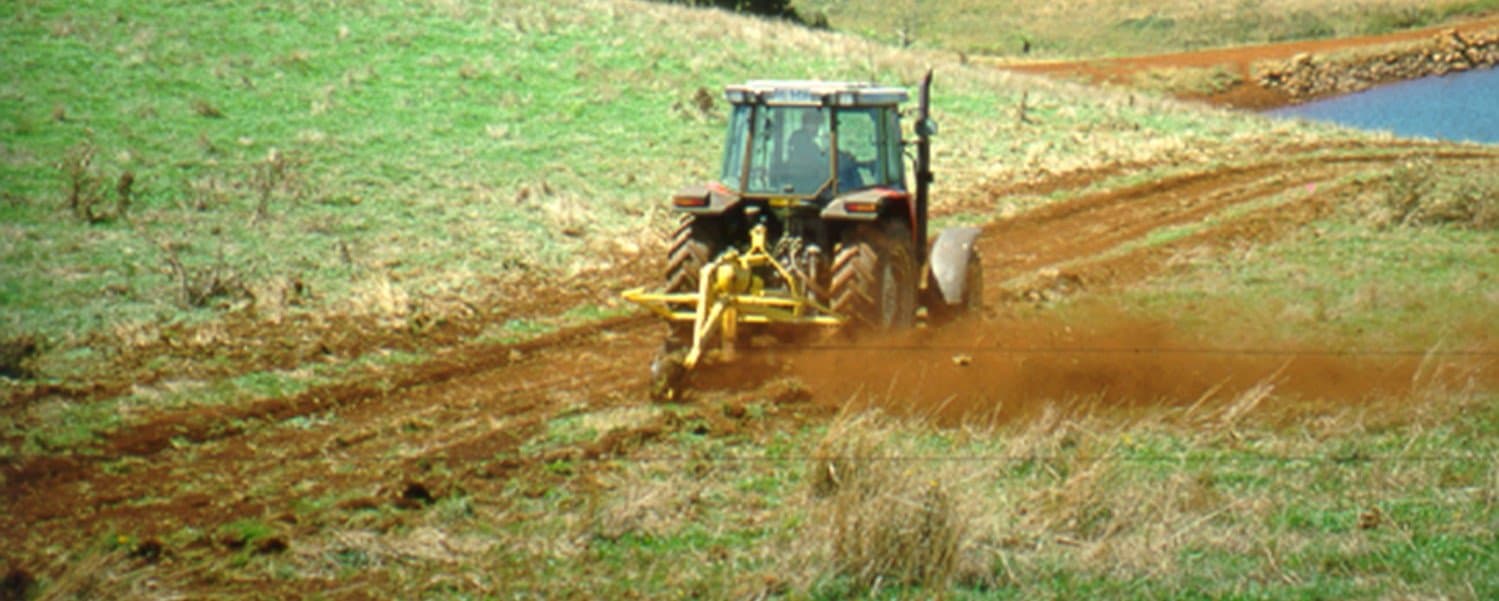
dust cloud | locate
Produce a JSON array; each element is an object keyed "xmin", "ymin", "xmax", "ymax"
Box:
[{"xmin": 710, "ymin": 308, "xmax": 1497, "ymax": 426}]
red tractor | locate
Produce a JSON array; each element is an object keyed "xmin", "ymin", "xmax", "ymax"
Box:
[{"xmin": 624, "ymin": 72, "xmax": 982, "ymax": 399}]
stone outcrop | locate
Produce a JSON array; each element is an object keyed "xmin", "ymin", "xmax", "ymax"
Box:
[{"xmin": 1255, "ymin": 28, "xmax": 1499, "ymax": 102}]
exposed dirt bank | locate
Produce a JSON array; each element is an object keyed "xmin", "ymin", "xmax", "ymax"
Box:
[
  {"xmin": 999, "ymin": 15, "xmax": 1499, "ymax": 109},
  {"xmin": 1256, "ymin": 27, "xmax": 1498, "ymax": 102}
]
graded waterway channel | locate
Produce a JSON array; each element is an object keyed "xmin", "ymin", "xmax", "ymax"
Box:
[{"xmin": 1266, "ymin": 66, "xmax": 1498, "ymax": 144}]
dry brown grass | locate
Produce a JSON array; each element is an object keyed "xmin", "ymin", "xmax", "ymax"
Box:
[
  {"xmin": 30, "ymin": 546, "xmax": 189, "ymax": 601},
  {"xmin": 1132, "ymin": 64, "xmax": 1244, "ymax": 95},
  {"xmin": 800, "ymin": 410, "xmax": 978, "ymax": 592},
  {"xmin": 591, "ymin": 463, "xmax": 710, "ymax": 542},
  {"xmin": 63, "ymin": 376, "xmax": 1474, "ymax": 599},
  {"xmin": 769, "ymin": 367, "xmax": 1497, "ymax": 595},
  {"xmin": 341, "ymin": 273, "xmax": 482, "ymax": 333}
]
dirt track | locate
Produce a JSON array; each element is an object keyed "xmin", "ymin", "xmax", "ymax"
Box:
[
  {"xmin": 5, "ymin": 139, "xmax": 1497, "ymax": 594},
  {"xmin": 1001, "ymin": 15, "xmax": 1499, "ymax": 108}
]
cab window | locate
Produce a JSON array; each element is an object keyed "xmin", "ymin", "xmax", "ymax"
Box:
[{"xmin": 834, "ymin": 107, "xmax": 901, "ymax": 193}]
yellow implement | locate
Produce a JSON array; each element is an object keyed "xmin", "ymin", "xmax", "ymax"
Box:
[{"xmin": 622, "ymin": 224, "xmax": 842, "ymax": 379}]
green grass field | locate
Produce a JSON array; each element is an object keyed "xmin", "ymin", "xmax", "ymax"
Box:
[
  {"xmin": 1117, "ymin": 161, "xmax": 1499, "ymax": 348},
  {"xmin": 2, "ymin": 1, "xmax": 1496, "ymax": 599},
  {"xmin": 0, "ymin": 0, "xmax": 1311, "ymax": 364}
]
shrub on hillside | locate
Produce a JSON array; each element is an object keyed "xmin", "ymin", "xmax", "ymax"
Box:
[
  {"xmin": 1349, "ymin": 158, "xmax": 1499, "ymax": 230},
  {"xmin": 651, "ymin": 0, "xmax": 824, "ymax": 27}
]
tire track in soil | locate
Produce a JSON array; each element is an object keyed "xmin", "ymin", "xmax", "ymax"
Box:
[
  {"xmin": 0, "ymin": 272, "xmax": 643, "ymax": 410},
  {"xmin": 1, "ymin": 316, "xmax": 665, "ymax": 570},
  {"xmin": 978, "ymin": 148, "xmax": 1498, "ymax": 291},
  {"xmin": 4, "ymin": 144, "xmax": 1497, "ymax": 589}
]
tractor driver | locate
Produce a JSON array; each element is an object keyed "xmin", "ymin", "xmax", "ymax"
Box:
[{"xmin": 784, "ymin": 108, "xmax": 829, "ymax": 194}]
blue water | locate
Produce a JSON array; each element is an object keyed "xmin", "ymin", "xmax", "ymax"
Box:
[{"xmin": 1265, "ymin": 66, "xmax": 1498, "ymax": 144}]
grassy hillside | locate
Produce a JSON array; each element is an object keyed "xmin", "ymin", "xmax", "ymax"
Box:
[
  {"xmin": 0, "ymin": 0, "xmax": 1311, "ymax": 367},
  {"xmin": 4, "ymin": 1, "xmax": 1497, "ymax": 600},
  {"xmin": 793, "ymin": 0, "xmax": 1499, "ymax": 57}
]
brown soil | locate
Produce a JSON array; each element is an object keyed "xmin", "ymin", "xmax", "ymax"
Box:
[
  {"xmin": 3, "ymin": 141, "xmax": 1497, "ymax": 595},
  {"xmin": 1000, "ymin": 15, "xmax": 1499, "ymax": 109}
]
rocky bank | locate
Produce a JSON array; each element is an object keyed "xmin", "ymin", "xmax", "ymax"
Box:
[{"xmin": 1256, "ymin": 28, "xmax": 1498, "ymax": 102}]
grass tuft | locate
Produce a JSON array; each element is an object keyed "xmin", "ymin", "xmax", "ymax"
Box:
[{"xmin": 804, "ymin": 411, "xmax": 971, "ymax": 593}]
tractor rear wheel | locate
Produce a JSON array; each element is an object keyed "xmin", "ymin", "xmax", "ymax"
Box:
[
  {"xmin": 831, "ymin": 221, "xmax": 917, "ymax": 331},
  {"xmin": 664, "ymin": 215, "xmax": 718, "ymax": 298},
  {"xmin": 653, "ymin": 215, "xmax": 721, "ymax": 400}
]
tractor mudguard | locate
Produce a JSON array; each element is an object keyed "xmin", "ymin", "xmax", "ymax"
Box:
[
  {"xmin": 672, "ymin": 184, "xmax": 741, "ymax": 215},
  {"xmin": 820, "ymin": 187, "xmax": 910, "ymax": 222},
  {"xmin": 927, "ymin": 226, "xmax": 981, "ymax": 305}
]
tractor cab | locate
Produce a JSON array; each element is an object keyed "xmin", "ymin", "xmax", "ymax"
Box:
[{"xmin": 718, "ymin": 81, "xmax": 910, "ymax": 202}]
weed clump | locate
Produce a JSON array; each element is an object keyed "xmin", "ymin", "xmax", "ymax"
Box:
[
  {"xmin": 1349, "ymin": 158, "xmax": 1499, "ymax": 229},
  {"xmin": 250, "ymin": 148, "xmax": 303, "ymax": 225},
  {"xmin": 158, "ymin": 241, "xmax": 249, "ymax": 309},
  {"xmin": 59, "ymin": 142, "xmax": 133, "ymax": 224},
  {"xmin": 804, "ymin": 412, "xmax": 968, "ymax": 593}
]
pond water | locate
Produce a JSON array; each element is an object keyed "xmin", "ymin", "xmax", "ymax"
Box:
[{"xmin": 1264, "ymin": 66, "xmax": 1498, "ymax": 145}]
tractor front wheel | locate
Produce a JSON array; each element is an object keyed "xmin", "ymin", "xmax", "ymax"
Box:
[{"xmin": 831, "ymin": 221, "xmax": 917, "ymax": 331}]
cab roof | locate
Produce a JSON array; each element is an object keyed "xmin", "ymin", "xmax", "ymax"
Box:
[{"xmin": 723, "ymin": 80, "xmax": 909, "ymax": 107}]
